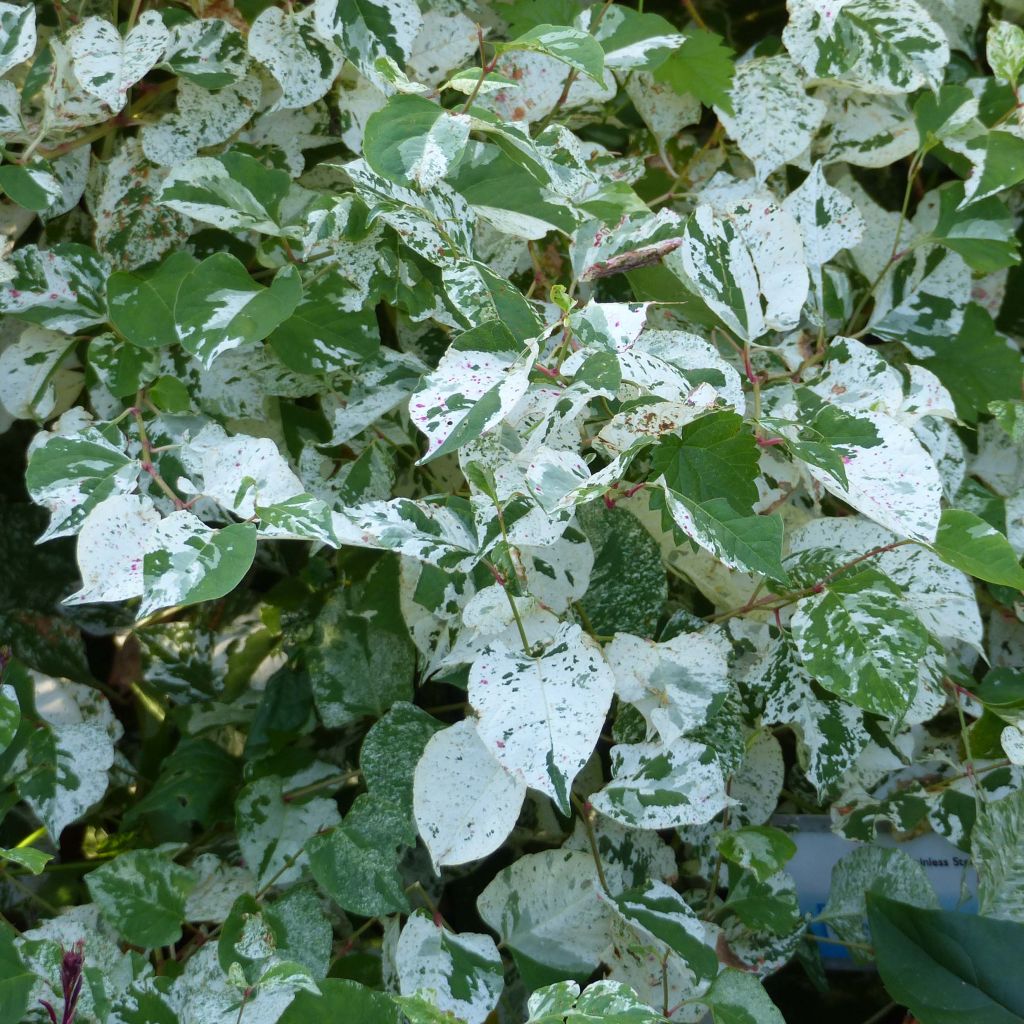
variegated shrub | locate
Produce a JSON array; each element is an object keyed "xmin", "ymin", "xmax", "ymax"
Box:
[{"xmin": 2, "ymin": 1, "xmax": 1024, "ymax": 1022}]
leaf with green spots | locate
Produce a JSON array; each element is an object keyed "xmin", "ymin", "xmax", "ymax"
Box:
[
  {"xmin": 714, "ymin": 826, "xmax": 797, "ymax": 883},
  {"xmin": 87, "ymin": 849, "xmax": 197, "ymax": 948},
  {"xmin": 395, "ymin": 911, "xmax": 504, "ymax": 1024},
  {"xmin": 791, "ymin": 569, "xmax": 936, "ymax": 719}
]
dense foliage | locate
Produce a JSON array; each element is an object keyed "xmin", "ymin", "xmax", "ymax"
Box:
[{"xmin": 2, "ymin": 0, "xmax": 1024, "ymax": 1021}]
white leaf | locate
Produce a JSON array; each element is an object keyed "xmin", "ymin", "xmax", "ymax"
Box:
[
  {"xmin": 783, "ymin": 0, "xmax": 949, "ymax": 95},
  {"xmin": 66, "ymin": 493, "xmax": 157, "ymax": 605},
  {"xmin": 396, "ymin": 912, "xmax": 504, "ymax": 1024},
  {"xmin": 593, "ymin": 739, "xmax": 729, "ymax": 829},
  {"xmin": 141, "ymin": 75, "xmax": 262, "ymax": 167},
  {"xmin": 179, "ymin": 424, "xmax": 304, "ymax": 518},
  {"xmin": 0, "ymin": 2, "xmax": 35, "ymax": 76},
  {"xmin": 477, "ymin": 849, "xmax": 614, "ymax": 973},
  {"xmin": 413, "ymin": 719, "xmax": 526, "ymax": 869},
  {"xmin": 715, "ymin": 56, "xmax": 825, "ymax": 180},
  {"xmin": 236, "ymin": 763, "xmax": 342, "ymax": 887},
  {"xmin": 816, "ymin": 87, "xmax": 919, "ymax": 168},
  {"xmin": 0, "ymin": 326, "xmax": 81, "ymax": 421},
  {"xmin": 16, "ymin": 674, "xmax": 121, "ymax": 837},
  {"xmin": 469, "ymin": 623, "xmax": 614, "ymax": 813},
  {"xmin": 605, "ymin": 630, "xmax": 731, "ymax": 745},
  {"xmin": 783, "ymin": 162, "xmax": 866, "ymax": 274},
  {"xmin": 68, "ymin": 13, "xmax": 168, "ymax": 112},
  {"xmin": 248, "ymin": 5, "xmax": 342, "ymax": 111}
]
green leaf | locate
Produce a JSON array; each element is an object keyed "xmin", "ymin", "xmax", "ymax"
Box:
[
  {"xmin": 652, "ymin": 412, "xmax": 760, "ymax": 511},
  {"xmin": 867, "ymin": 894, "xmax": 1024, "ymax": 1024},
  {"xmin": 931, "ymin": 508, "xmax": 1024, "ymax": 589},
  {"xmin": 89, "ymin": 332, "xmax": 161, "ymax": 398},
  {"xmin": 0, "ymin": 687, "xmax": 19, "ymax": 756},
  {"xmin": 956, "ymin": 129, "xmax": 1024, "ymax": 206},
  {"xmin": 364, "ymin": 94, "xmax": 471, "ymax": 188},
  {"xmin": 714, "ymin": 826, "xmax": 797, "ymax": 883},
  {"xmin": 87, "ymin": 849, "xmax": 196, "ymax": 948},
  {"xmin": 653, "ymin": 28, "xmax": 735, "ymax": 113},
  {"xmin": 0, "ymin": 161, "xmax": 61, "ymax": 212},
  {"xmin": 0, "ymin": 846, "xmax": 53, "ymax": 874},
  {"xmin": 791, "ymin": 569, "xmax": 935, "ymax": 719},
  {"xmin": 305, "ymin": 560, "xmax": 416, "ymax": 729},
  {"xmin": 107, "ymin": 251, "xmax": 199, "ymax": 350},
  {"xmin": 307, "ymin": 795, "xmax": 410, "ymax": 917},
  {"xmin": 313, "ymin": 0, "xmax": 418, "ymax": 78},
  {"xmin": 928, "ymin": 182, "xmax": 1020, "ymax": 272},
  {"xmin": 918, "ymin": 304, "xmax": 1021, "ymax": 422},
  {"xmin": 270, "ymin": 274, "xmax": 380, "ymax": 373},
  {"xmin": 278, "ymin": 979, "xmax": 400, "ymax": 1024},
  {"xmin": 703, "ymin": 968, "xmax": 785, "ymax": 1024},
  {"xmin": 496, "ymin": 25, "xmax": 606, "ymax": 84},
  {"xmin": 173, "ymin": 254, "xmax": 302, "ymax": 368}
]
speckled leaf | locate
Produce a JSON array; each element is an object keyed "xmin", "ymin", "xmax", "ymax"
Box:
[
  {"xmin": 313, "ymin": 0, "xmax": 422, "ymax": 79},
  {"xmin": 236, "ymin": 763, "xmax": 342, "ymax": 887},
  {"xmin": 868, "ymin": 246, "xmax": 970, "ymax": 353},
  {"xmin": 469, "ymin": 622, "xmax": 613, "ymax": 814},
  {"xmin": 26, "ymin": 427, "xmax": 137, "ymax": 541},
  {"xmin": 410, "ymin": 320, "xmax": 537, "ymax": 463},
  {"xmin": 67, "ymin": 13, "xmax": 168, "ymax": 113},
  {"xmin": 161, "ymin": 17, "xmax": 248, "ymax": 89},
  {"xmin": 173, "ymin": 255, "xmax": 302, "ymax": 368},
  {"xmin": 0, "ymin": 2, "xmax": 35, "ymax": 76},
  {"xmin": 988, "ymin": 19, "xmax": 1024, "ymax": 88},
  {"xmin": 0, "ymin": 326, "xmax": 81, "ymax": 421},
  {"xmin": 783, "ymin": 0, "xmax": 949, "ymax": 94},
  {"xmin": 477, "ymin": 849, "xmax": 613, "ymax": 975},
  {"xmin": 593, "ymin": 739, "xmax": 728, "ymax": 829},
  {"xmin": 716, "ymin": 55, "xmax": 825, "ymax": 180},
  {"xmin": 249, "ymin": 5, "xmax": 342, "ymax": 111},
  {"xmin": 331, "ymin": 498, "xmax": 479, "ymax": 572},
  {"xmin": 605, "ymin": 629, "xmax": 730, "ymax": 746},
  {"xmin": 0, "ymin": 243, "xmax": 108, "ymax": 333},
  {"xmin": 395, "ymin": 911, "xmax": 503, "ymax": 1024},
  {"xmin": 179, "ymin": 424, "xmax": 304, "ymax": 518},
  {"xmin": 88, "ymin": 849, "xmax": 196, "ymax": 948},
  {"xmin": 413, "ymin": 719, "xmax": 526, "ymax": 869},
  {"xmin": 972, "ymin": 787, "xmax": 1024, "ymax": 924},
  {"xmin": 791, "ymin": 569, "xmax": 936, "ymax": 719},
  {"xmin": 14, "ymin": 673, "xmax": 121, "ymax": 838},
  {"xmin": 140, "ymin": 516, "xmax": 258, "ymax": 618},
  {"xmin": 823, "ymin": 846, "xmax": 937, "ymax": 947}
]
